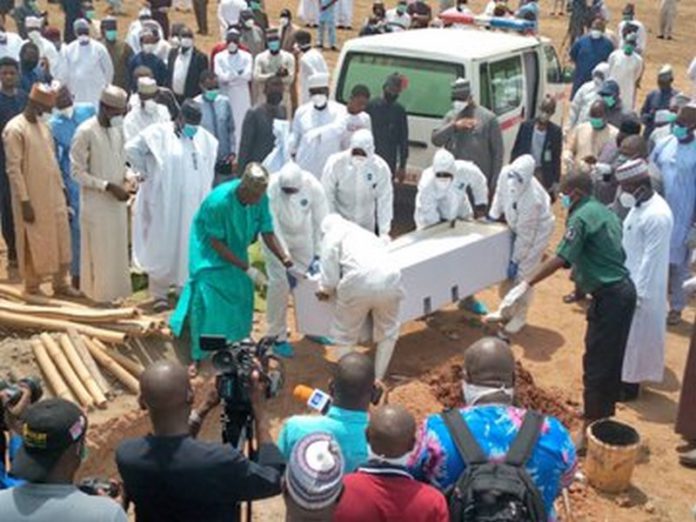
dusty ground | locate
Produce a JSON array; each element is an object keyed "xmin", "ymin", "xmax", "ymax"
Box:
[{"xmin": 1, "ymin": 0, "xmax": 695, "ymax": 520}]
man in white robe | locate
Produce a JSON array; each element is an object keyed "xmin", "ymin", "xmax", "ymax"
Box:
[
  {"xmin": 126, "ymin": 100, "xmax": 217, "ymax": 310},
  {"xmin": 294, "ymin": 30, "xmax": 327, "ymax": 107},
  {"xmin": 607, "ymin": 32, "xmax": 643, "ymax": 113},
  {"xmin": 70, "ymin": 85, "xmax": 131, "ymax": 303},
  {"xmin": 290, "ymin": 72, "xmax": 346, "ymax": 179},
  {"xmin": 214, "ymin": 28, "xmax": 252, "ymax": 151},
  {"xmin": 217, "ymin": 0, "xmax": 246, "ymax": 38},
  {"xmin": 298, "ymin": 0, "xmax": 319, "ymax": 26},
  {"xmin": 0, "ymin": 24, "xmax": 24, "ymax": 61},
  {"xmin": 615, "ymin": 158, "xmax": 673, "ymax": 401},
  {"xmin": 124, "ymin": 77, "xmax": 170, "ymax": 142},
  {"xmin": 59, "ymin": 19, "xmax": 114, "ymax": 107},
  {"xmin": 24, "ymin": 16, "xmax": 62, "ymax": 77}
]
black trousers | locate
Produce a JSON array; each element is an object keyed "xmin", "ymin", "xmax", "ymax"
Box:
[
  {"xmin": 0, "ymin": 165, "xmax": 16, "ymax": 262},
  {"xmin": 584, "ymin": 277, "xmax": 636, "ymax": 420},
  {"xmin": 193, "ymin": 0, "xmax": 208, "ymax": 34}
]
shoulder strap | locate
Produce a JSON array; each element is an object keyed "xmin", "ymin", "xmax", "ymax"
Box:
[
  {"xmin": 505, "ymin": 411, "xmax": 544, "ymax": 467},
  {"xmin": 441, "ymin": 409, "xmax": 488, "ymax": 466}
]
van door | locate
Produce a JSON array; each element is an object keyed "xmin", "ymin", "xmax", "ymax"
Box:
[
  {"xmin": 478, "ymin": 54, "xmax": 525, "ymax": 164},
  {"xmin": 541, "ymin": 43, "xmax": 566, "ymax": 127},
  {"xmin": 522, "ymin": 50, "xmax": 539, "ymax": 119}
]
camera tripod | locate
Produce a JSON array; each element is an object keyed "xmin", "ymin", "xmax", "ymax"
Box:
[{"xmin": 221, "ymin": 402, "xmax": 257, "ymax": 522}]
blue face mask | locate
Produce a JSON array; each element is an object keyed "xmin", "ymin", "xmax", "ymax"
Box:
[
  {"xmin": 560, "ymin": 193, "xmax": 573, "ymax": 209},
  {"xmin": 105, "ymin": 29, "xmax": 117, "ymax": 42},
  {"xmin": 268, "ymin": 40, "xmax": 280, "ymax": 52},
  {"xmin": 602, "ymin": 95, "xmax": 616, "ymax": 108},
  {"xmin": 673, "ymin": 124, "xmax": 690, "ymax": 141},
  {"xmin": 182, "ymin": 123, "xmax": 198, "ymax": 138},
  {"xmin": 204, "ymin": 89, "xmax": 219, "ymax": 102}
]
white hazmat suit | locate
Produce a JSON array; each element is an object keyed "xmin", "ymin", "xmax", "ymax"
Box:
[
  {"xmin": 264, "ymin": 162, "xmax": 328, "ymax": 341},
  {"xmin": 322, "ymin": 129, "xmax": 393, "ymax": 238},
  {"xmin": 415, "ymin": 149, "xmax": 488, "ymax": 229},
  {"xmin": 319, "ymin": 214, "xmax": 404, "ymax": 379},
  {"xmin": 489, "ymin": 155, "xmax": 555, "ymax": 333},
  {"xmin": 568, "ymin": 62, "xmax": 608, "ymax": 130}
]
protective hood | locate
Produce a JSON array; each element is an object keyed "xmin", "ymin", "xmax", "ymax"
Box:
[
  {"xmin": 505, "ymin": 154, "xmax": 536, "ymax": 200},
  {"xmin": 350, "ymin": 129, "xmax": 375, "ymax": 159},
  {"xmin": 278, "ymin": 161, "xmax": 304, "ymax": 191},
  {"xmin": 592, "ymin": 62, "xmax": 609, "ymax": 80},
  {"xmin": 432, "ymin": 148, "xmax": 456, "ymax": 175}
]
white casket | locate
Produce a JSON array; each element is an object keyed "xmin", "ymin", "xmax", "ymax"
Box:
[{"xmin": 292, "ymin": 220, "xmax": 512, "ymax": 337}]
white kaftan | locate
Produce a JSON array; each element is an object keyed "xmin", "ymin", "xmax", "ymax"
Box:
[
  {"xmin": 214, "ymin": 49, "xmax": 252, "ymax": 152},
  {"xmin": 290, "ymin": 100, "xmax": 346, "ymax": 179},
  {"xmin": 607, "ymin": 50, "xmax": 643, "ymax": 112},
  {"xmin": 297, "ymin": 49, "xmax": 328, "ymax": 106},
  {"xmin": 59, "ymin": 39, "xmax": 114, "ymax": 106}
]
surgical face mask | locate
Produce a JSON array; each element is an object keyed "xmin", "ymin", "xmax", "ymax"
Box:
[
  {"xmin": 28, "ymin": 30, "xmax": 41, "ymax": 44},
  {"xmin": 602, "ymin": 95, "xmax": 616, "ymax": 108},
  {"xmin": 78, "ymin": 34, "xmax": 90, "ymax": 45},
  {"xmin": 589, "ymin": 117, "xmax": 606, "ymax": 130},
  {"xmin": 279, "ymin": 16, "xmax": 289, "ymax": 27},
  {"xmin": 250, "ymin": 0, "xmax": 261, "ymax": 9},
  {"xmin": 244, "ymin": 19, "xmax": 255, "ymax": 28},
  {"xmin": 589, "ymin": 29, "xmax": 602, "ymax": 39},
  {"xmin": 142, "ymin": 43, "xmax": 156, "ymax": 54},
  {"xmin": 110, "ymin": 115, "xmax": 124, "ymax": 128},
  {"xmin": 312, "ymin": 93, "xmax": 328, "ymax": 109},
  {"xmin": 351, "ymin": 155, "xmax": 368, "ymax": 169},
  {"xmin": 204, "ymin": 89, "xmax": 219, "ymax": 102},
  {"xmin": 182, "ymin": 123, "xmax": 198, "ymax": 138},
  {"xmin": 268, "ymin": 40, "xmax": 280, "ymax": 52},
  {"xmin": 227, "ymin": 42, "xmax": 238, "ymax": 53},
  {"xmin": 180, "ymin": 37, "xmax": 193, "ymax": 49},
  {"xmin": 461, "ymin": 380, "xmax": 514, "ymax": 407},
  {"xmin": 560, "ymin": 193, "xmax": 573, "ymax": 209},
  {"xmin": 143, "ymin": 99, "xmax": 158, "ymax": 113},
  {"xmin": 623, "ymin": 44, "xmax": 635, "ymax": 55},
  {"xmin": 59, "ymin": 106, "xmax": 74, "ymax": 119},
  {"xmin": 453, "ymin": 100, "xmax": 468, "ymax": 113},
  {"xmin": 396, "ymin": 4, "xmax": 407, "ymax": 14},
  {"xmin": 85, "ymin": 9, "xmax": 95, "ymax": 20},
  {"xmin": 619, "ymin": 191, "xmax": 636, "ymax": 208},
  {"xmin": 673, "ymin": 124, "xmax": 691, "ymax": 141},
  {"xmin": 105, "ymin": 29, "xmax": 117, "ymax": 42},
  {"xmin": 170, "ymin": 36, "xmax": 180, "ymax": 49},
  {"xmin": 367, "ymin": 443, "xmax": 412, "ymax": 467},
  {"xmin": 435, "ymin": 177, "xmax": 451, "ymax": 191}
]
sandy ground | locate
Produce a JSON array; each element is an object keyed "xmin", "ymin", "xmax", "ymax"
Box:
[{"xmin": 1, "ymin": 0, "xmax": 695, "ymax": 519}]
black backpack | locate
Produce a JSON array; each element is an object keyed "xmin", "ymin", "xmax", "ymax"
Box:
[{"xmin": 442, "ymin": 409, "xmax": 547, "ymax": 522}]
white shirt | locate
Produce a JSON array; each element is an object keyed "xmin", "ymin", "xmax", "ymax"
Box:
[
  {"xmin": 0, "ymin": 32, "xmax": 24, "ymax": 60},
  {"xmin": 385, "ymin": 8, "xmax": 411, "ymax": 29},
  {"xmin": 172, "ymin": 49, "xmax": 193, "ymax": 96}
]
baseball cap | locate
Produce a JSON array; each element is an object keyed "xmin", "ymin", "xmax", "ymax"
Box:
[{"xmin": 12, "ymin": 399, "xmax": 87, "ymax": 482}]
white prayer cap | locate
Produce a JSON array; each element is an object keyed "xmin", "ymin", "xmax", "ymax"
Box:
[
  {"xmin": 658, "ymin": 64, "xmax": 673, "ymax": 78},
  {"xmin": 137, "ymin": 77, "xmax": 158, "ymax": 95},
  {"xmin": 25, "ymin": 16, "xmax": 42, "ymax": 29},
  {"xmin": 432, "ymin": 148, "xmax": 456, "ymax": 175},
  {"xmin": 615, "ymin": 158, "xmax": 649, "ymax": 182},
  {"xmin": 307, "ymin": 72, "xmax": 330, "ymax": 90}
]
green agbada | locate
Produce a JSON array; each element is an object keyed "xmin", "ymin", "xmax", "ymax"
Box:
[{"xmin": 170, "ymin": 179, "xmax": 274, "ymax": 361}]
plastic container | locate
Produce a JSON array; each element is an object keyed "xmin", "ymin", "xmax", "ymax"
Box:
[{"xmin": 585, "ymin": 419, "xmax": 640, "ymax": 493}]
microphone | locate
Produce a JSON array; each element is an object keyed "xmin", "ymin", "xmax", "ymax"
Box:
[{"xmin": 293, "ymin": 384, "xmax": 332, "ymax": 415}]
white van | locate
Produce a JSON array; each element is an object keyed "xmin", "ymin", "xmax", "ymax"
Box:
[{"xmin": 333, "ymin": 27, "xmax": 568, "ymax": 178}]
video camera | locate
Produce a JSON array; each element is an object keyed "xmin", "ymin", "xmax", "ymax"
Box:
[
  {"xmin": 0, "ymin": 376, "xmax": 43, "ymax": 429},
  {"xmin": 200, "ymin": 336, "xmax": 284, "ymax": 448}
]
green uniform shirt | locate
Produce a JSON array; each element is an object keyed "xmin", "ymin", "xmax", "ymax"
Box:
[{"xmin": 556, "ymin": 196, "xmax": 629, "ymax": 294}]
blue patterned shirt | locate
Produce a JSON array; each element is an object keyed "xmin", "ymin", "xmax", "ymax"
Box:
[{"xmin": 410, "ymin": 404, "xmax": 577, "ymax": 521}]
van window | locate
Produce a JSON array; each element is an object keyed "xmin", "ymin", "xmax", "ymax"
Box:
[
  {"xmin": 479, "ymin": 56, "xmax": 523, "ymax": 116},
  {"xmin": 543, "ymin": 44, "xmax": 562, "ymax": 83},
  {"xmin": 336, "ymin": 52, "xmax": 464, "ymax": 119}
]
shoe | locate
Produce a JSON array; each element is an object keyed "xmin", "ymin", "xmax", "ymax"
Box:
[
  {"xmin": 306, "ymin": 335, "xmax": 333, "ymax": 345},
  {"xmin": 273, "ymin": 340, "xmax": 295, "ymax": 358},
  {"xmin": 667, "ymin": 310, "xmax": 682, "ymax": 326},
  {"xmin": 657, "ymin": 34, "xmax": 664, "ymax": 39},
  {"xmin": 618, "ymin": 382, "xmax": 640, "ymax": 402},
  {"xmin": 330, "ymin": 46, "xmax": 339, "ymax": 51},
  {"xmin": 458, "ymin": 296, "xmax": 488, "ymax": 315},
  {"xmin": 679, "ymin": 448, "xmax": 696, "ymax": 468},
  {"xmin": 503, "ymin": 315, "xmax": 526, "ymax": 334},
  {"xmin": 53, "ymin": 285, "xmax": 83, "ymax": 298},
  {"xmin": 315, "ymin": 44, "xmax": 325, "ymax": 49},
  {"xmin": 563, "ymin": 291, "xmax": 585, "ymax": 304},
  {"xmin": 153, "ymin": 298, "xmax": 169, "ymax": 313}
]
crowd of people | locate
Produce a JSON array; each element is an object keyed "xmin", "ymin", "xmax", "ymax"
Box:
[{"xmin": 0, "ymin": 0, "xmax": 693, "ymax": 519}]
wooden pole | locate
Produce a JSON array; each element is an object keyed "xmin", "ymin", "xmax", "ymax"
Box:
[
  {"xmin": 92, "ymin": 338, "xmax": 144, "ymax": 377},
  {"xmin": 31, "ymin": 339, "xmax": 75, "ymax": 402},
  {"xmin": 58, "ymin": 334, "xmax": 107, "ymax": 409},
  {"xmin": 83, "ymin": 336, "xmax": 140, "ymax": 394},
  {"xmin": 0, "ymin": 283, "xmax": 89, "ymax": 308},
  {"xmin": 40, "ymin": 333, "xmax": 94, "ymax": 409},
  {"xmin": 67, "ymin": 328, "xmax": 112, "ymax": 398},
  {"xmin": 0, "ymin": 309, "xmax": 127, "ymax": 344},
  {"xmin": 0, "ymin": 300, "xmax": 138, "ymax": 323}
]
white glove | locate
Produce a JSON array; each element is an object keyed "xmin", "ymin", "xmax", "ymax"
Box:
[
  {"xmin": 379, "ymin": 234, "xmax": 391, "ymax": 246},
  {"xmin": 500, "ymin": 281, "xmax": 531, "ymax": 312},
  {"xmin": 246, "ymin": 266, "xmax": 267, "ymax": 288}
]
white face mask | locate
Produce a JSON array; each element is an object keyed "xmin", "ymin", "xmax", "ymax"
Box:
[
  {"xmin": 59, "ymin": 106, "xmax": 74, "ymax": 119},
  {"xmin": 142, "ymin": 43, "xmax": 156, "ymax": 54},
  {"xmin": 279, "ymin": 16, "xmax": 289, "ymax": 27},
  {"xmin": 77, "ymin": 34, "xmax": 90, "ymax": 45},
  {"xmin": 180, "ymin": 37, "xmax": 193, "ymax": 49},
  {"xmin": 28, "ymin": 30, "xmax": 41, "ymax": 43},
  {"xmin": 39, "ymin": 112, "xmax": 52, "ymax": 123},
  {"xmin": 367, "ymin": 443, "xmax": 412, "ymax": 468},
  {"xmin": 143, "ymin": 99, "xmax": 158, "ymax": 113},
  {"xmin": 461, "ymin": 380, "xmax": 514, "ymax": 406},
  {"xmin": 453, "ymin": 100, "xmax": 468, "ymax": 113},
  {"xmin": 227, "ymin": 42, "xmax": 238, "ymax": 53},
  {"xmin": 435, "ymin": 177, "xmax": 452, "ymax": 191},
  {"xmin": 110, "ymin": 115, "xmax": 124, "ymax": 128},
  {"xmin": 590, "ymin": 29, "xmax": 602, "ymax": 39},
  {"xmin": 619, "ymin": 191, "xmax": 636, "ymax": 208},
  {"xmin": 312, "ymin": 93, "xmax": 328, "ymax": 109},
  {"xmin": 244, "ymin": 19, "xmax": 255, "ymax": 28},
  {"xmin": 350, "ymin": 155, "xmax": 368, "ymax": 169}
]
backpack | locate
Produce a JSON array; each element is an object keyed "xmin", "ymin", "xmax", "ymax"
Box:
[{"xmin": 442, "ymin": 408, "xmax": 547, "ymax": 522}]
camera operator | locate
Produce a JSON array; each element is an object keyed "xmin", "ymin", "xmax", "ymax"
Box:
[
  {"xmin": 0, "ymin": 398, "xmax": 128, "ymax": 521},
  {"xmin": 116, "ymin": 360, "xmax": 284, "ymax": 522},
  {"xmin": 0, "ymin": 380, "xmax": 35, "ymax": 489}
]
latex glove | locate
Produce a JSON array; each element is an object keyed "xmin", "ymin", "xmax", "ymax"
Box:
[
  {"xmin": 507, "ymin": 261, "xmax": 519, "ymax": 280},
  {"xmin": 500, "ymin": 281, "xmax": 531, "ymax": 312},
  {"xmin": 246, "ymin": 266, "xmax": 267, "ymax": 288},
  {"xmin": 594, "ymin": 162, "xmax": 612, "ymax": 181},
  {"xmin": 306, "ymin": 256, "xmax": 321, "ymax": 276}
]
